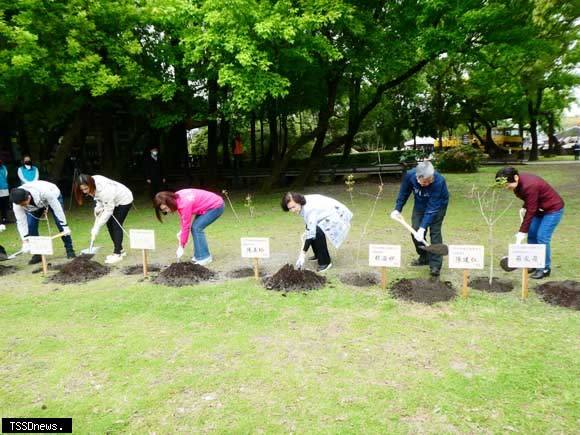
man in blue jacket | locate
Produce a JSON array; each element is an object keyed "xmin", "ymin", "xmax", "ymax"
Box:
[{"xmin": 390, "ymin": 160, "xmax": 449, "ymax": 277}]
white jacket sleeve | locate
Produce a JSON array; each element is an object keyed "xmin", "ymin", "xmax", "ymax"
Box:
[
  {"xmin": 13, "ymin": 204, "xmax": 29, "ymax": 238},
  {"xmin": 17, "ymin": 167, "xmax": 26, "ymax": 184}
]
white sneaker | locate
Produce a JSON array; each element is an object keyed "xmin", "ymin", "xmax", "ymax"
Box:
[
  {"xmin": 194, "ymin": 256, "xmax": 213, "ymax": 266},
  {"xmin": 105, "ymin": 253, "xmax": 124, "ymax": 264}
]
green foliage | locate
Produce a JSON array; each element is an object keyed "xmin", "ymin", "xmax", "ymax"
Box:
[
  {"xmin": 290, "ymin": 150, "xmax": 405, "ymax": 168},
  {"xmin": 434, "ymin": 145, "xmax": 483, "ymax": 173}
]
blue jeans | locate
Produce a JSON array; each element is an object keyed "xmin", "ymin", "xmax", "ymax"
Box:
[
  {"xmin": 527, "ymin": 208, "xmax": 563, "ymax": 269},
  {"xmin": 191, "ymin": 205, "xmax": 224, "ymax": 260},
  {"xmin": 26, "ymin": 194, "xmax": 73, "ymax": 252}
]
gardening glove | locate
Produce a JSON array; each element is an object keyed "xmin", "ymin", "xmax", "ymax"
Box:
[
  {"xmin": 390, "ymin": 210, "xmax": 401, "ymax": 220},
  {"xmin": 90, "ymin": 225, "xmax": 99, "ymax": 241},
  {"xmin": 414, "ymin": 227, "xmax": 426, "ymax": 243},
  {"xmin": 21, "ymin": 241, "xmax": 30, "ymax": 254},
  {"xmin": 0, "ymin": 224, "xmax": 5, "ymax": 232},
  {"xmin": 94, "ymin": 206, "xmax": 103, "ymax": 217},
  {"xmin": 176, "ymin": 245, "xmax": 184, "ymax": 259},
  {"xmin": 515, "ymin": 232, "xmax": 527, "ymax": 245},
  {"xmin": 61, "ymin": 225, "xmax": 71, "ymax": 236},
  {"xmin": 295, "ymin": 251, "xmax": 306, "ymax": 269}
]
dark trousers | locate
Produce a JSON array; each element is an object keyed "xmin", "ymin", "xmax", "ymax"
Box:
[
  {"xmin": 106, "ymin": 203, "xmax": 132, "ymax": 254},
  {"xmin": 0, "ymin": 195, "xmax": 8, "ymax": 223},
  {"xmin": 411, "ymin": 207, "xmax": 446, "ymax": 269},
  {"xmin": 26, "ymin": 195, "xmax": 73, "ymax": 252},
  {"xmin": 304, "ymin": 226, "xmax": 331, "ymax": 267}
]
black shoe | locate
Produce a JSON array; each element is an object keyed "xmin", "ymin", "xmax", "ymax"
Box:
[
  {"xmin": 531, "ymin": 268, "xmax": 550, "ymax": 279},
  {"xmin": 66, "ymin": 249, "xmax": 76, "ymax": 259},
  {"xmin": 527, "ymin": 268, "xmax": 536, "ymax": 274},
  {"xmin": 317, "ymin": 263, "xmax": 333, "ymax": 273},
  {"xmin": 430, "ymin": 267, "xmax": 440, "ymax": 277},
  {"xmin": 411, "ymin": 258, "xmax": 428, "ymax": 266},
  {"xmin": 28, "ymin": 254, "xmax": 42, "ymax": 265},
  {"xmin": 308, "ymin": 255, "xmax": 318, "ymax": 261}
]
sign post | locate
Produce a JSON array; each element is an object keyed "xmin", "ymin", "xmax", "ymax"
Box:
[
  {"xmin": 129, "ymin": 229, "xmax": 156, "ymax": 277},
  {"xmin": 241, "ymin": 238, "xmax": 270, "ymax": 280},
  {"xmin": 28, "ymin": 236, "xmax": 54, "ymax": 275},
  {"xmin": 508, "ymin": 244, "xmax": 546, "ymax": 300},
  {"xmin": 448, "ymin": 245, "xmax": 485, "ymax": 298},
  {"xmin": 368, "ymin": 244, "xmax": 401, "ymax": 289}
]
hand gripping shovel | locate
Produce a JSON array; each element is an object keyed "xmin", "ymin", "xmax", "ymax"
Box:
[{"xmin": 390, "ymin": 213, "xmax": 449, "ymax": 256}]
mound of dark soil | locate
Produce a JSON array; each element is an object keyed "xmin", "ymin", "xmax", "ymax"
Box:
[
  {"xmin": 153, "ymin": 262, "xmax": 215, "ymax": 287},
  {"xmin": 122, "ymin": 264, "xmax": 162, "ymax": 275},
  {"xmin": 0, "ymin": 264, "xmax": 16, "ymax": 276},
  {"xmin": 49, "ymin": 257, "xmax": 110, "ymax": 284},
  {"xmin": 469, "ymin": 277, "xmax": 514, "ymax": 293},
  {"xmin": 227, "ymin": 267, "xmax": 265, "ymax": 279},
  {"xmin": 390, "ymin": 278, "xmax": 456, "ymax": 305},
  {"xmin": 263, "ymin": 264, "xmax": 326, "ymax": 292},
  {"xmin": 339, "ymin": 271, "xmax": 380, "ymax": 287},
  {"xmin": 535, "ymin": 280, "xmax": 580, "ymax": 310}
]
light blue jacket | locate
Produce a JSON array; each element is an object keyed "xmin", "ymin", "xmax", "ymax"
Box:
[{"xmin": 0, "ymin": 164, "xmax": 8, "ymax": 190}]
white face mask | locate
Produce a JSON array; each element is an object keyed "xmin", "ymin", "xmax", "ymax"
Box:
[
  {"xmin": 25, "ymin": 164, "xmax": 32, "ymax": 169},
  {"xmin": 151, "ymin": 151, "xmax": 158, "ymax": 157}
]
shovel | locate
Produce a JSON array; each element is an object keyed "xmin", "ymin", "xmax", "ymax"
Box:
[
  {"xmin": 499, "ymin": 208, "xmax": 526, "ymax": 272},
  {"xmin": 80, "ymin": 239, "xmax": 101, "ymax": 259},
  {"xmin": 390, "ymin": 213, "xmax": 449, "ymax": 256},
  {"xmin": 6, "ymin": 231, "xmax": 70, "ymax": 260}
]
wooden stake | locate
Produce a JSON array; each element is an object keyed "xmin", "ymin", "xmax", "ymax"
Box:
[
  {"xmin": 462, "ymin": 269, "xmax": 469, "ymax": 298},
  {"xmin": 142, "ymin": 249, "xmax": 148, "ymax": 278},
  {"xmin": 41, "ymin": 255, "xmax": 48, "ymax": 275},
  {"xmin": 380, "ymin": 267, "xmax": 387, "ymax": 289},
  {"xmin": 253, "ymin": 258, "xmax": 259, "ymax": 280},
  {"xmin": 521, "ymin": 267, "xmax": 529, "ymax": 300}
]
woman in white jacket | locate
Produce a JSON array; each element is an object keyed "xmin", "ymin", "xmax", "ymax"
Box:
[
  {"xmin": 281, "ymin": 192, "xmax": 353, "ymax": 273},
  {"xmin": 74, "ymin": 174, "xmax": 133, "ymax": 264}
]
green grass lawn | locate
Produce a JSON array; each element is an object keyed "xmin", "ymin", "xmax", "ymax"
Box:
[{"xmin": 1, "ymin": 164, "xmax": 579, "ymax": 433}]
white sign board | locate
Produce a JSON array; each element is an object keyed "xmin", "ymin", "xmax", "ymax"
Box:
[
  {"xmin": 129, "ymin": 229, "xmax": 156, "ymax": 250},
  {"xmin": 28, "ymin": 236, "xmax": 53, "ymax": 256},
  {"xmin": 448, "ymin": 245, "xmax": 485, "ymax": 269},
  {"xmin": 241, "ymin": 237, "xmax": 270, "ymax": 258},
  {"xmin": 368, "ymin": 244, "xmax": 401, "ymax": 267},
  {"xmin": 508, "ymin": 244, "xmax": 546, "ymax": 269}
]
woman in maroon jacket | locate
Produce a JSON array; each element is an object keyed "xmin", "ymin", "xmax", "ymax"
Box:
[{"xmin": 495, "ymin": 167, "xmax": 565, "ymax": 279}]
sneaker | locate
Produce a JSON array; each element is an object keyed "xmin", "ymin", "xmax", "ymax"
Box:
[
  {"xmin": 194, "ymin": 256, "xmax": 213, "ymax": 266},
  {"xmin": 411, "ymin": 258, "xmax": 428, "ymax": 266},
  {"xmin": 105, "ymin": 253, "xmax": 124, "ymax": 264},
  {"xmin": 317, "ymin": 263, "xmax": 332, "ymax": 273},
  {"xmin": 66, "ymin": 249, "xmax": 76, "ymax": 259},
  {"xmin": 531, "ymin": 268, "xmax": 550, "ymax": 279},
  {"xmin": 430, "ymin": 267, "xmax": 440, "ymax": 277},
  {"xmin": 28, "ymin": 254, "xmax": 42, "ymax": 265}
]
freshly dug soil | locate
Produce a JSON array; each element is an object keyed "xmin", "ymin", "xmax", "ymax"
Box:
[
  {"xmin": 227, "ymin": 267, "xmax": 265, "ymax": 279},
  {"xmin": 535, "ymin": 280, "xmax": 580, "ymax": 310},
  {"xmin": 469, "ymin": 277, "xmax": 514, "ymax": 293},
  {"xmin": 0, "ymin": 264, "xmax": 16, "ymax": 276},
  {"xmin": 49, "ymin": 257, "xmax": 110, "ymax": 284},
  {"xmin": 153, "ymin": 262, "xmax": 215, "ymax": 287},
  {"xmin": 263, "ymin": 264, "xmax": 326, "ymax": 292},
  {"xmin": 339, "ymin": 271, "xmax": 380, "ymax": 287},
  {"xmin": 390, "ymin": 278, "xmax": 456, "ymax": 305},
  {"xmin": 122, "ymin": 264, "xmax": 162, "ymax": 275}
]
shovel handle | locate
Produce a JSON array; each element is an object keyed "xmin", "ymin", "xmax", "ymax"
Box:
[
  {"xmin": 50, "ymin": 231, "xmax": 68, "ymax": 240},
  {"xmin": 390, "ymin": 214, "xmax": 430, "ymax": 246}
]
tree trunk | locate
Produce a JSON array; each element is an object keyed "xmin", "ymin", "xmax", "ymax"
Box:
[
  {"xmin": 206, "ymin": 77, "xmax": 219, "ymax": 185},
  {"xmin": 250, "ymin": 112, "xmax": 256, "ymax": 164},
  {"xmin": 49, "ymin": 111, "xmax": 86, "ymax": 183}
]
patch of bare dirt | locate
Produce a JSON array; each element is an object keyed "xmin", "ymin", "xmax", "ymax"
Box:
[
  {"xmin": 227, "ymin": 267, "xmax": 265, "ymax": 279},
  {"xmin": 469, "ymin": 277, "xmax": 514, "ymax": 293},
  {"xmin": 390, "ymin": 278, "xmax": 456, "ymax": 305},
  {"xmin": 535, "ymin": 280, "xmax": 580, "ymax": 310},
  {"xmin": 49, "ymin": 257, "xmax": 110, "ymax": 284},
  {"xmin": 339, "ymin": 272, "xmax": 380, "ymax": 287},
  {"xmin": 153, "ymin": 262, "xmax": 216, "ymax": 287},
  {"xmin": 0, "ymin": 264, "xmax": 16, "ymax": 276},
  {"xmin": 122, "ymin": 264, "xmax": 162, "ymax": 275},
  {"xmin": 263, "ymin": 264, "xmax": 326, "ymax": 292}
]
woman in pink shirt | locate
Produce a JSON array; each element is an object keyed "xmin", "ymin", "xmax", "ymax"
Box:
[{"xmin": 153, "ymin": 189, "xmax": 225, "ymax": 265}]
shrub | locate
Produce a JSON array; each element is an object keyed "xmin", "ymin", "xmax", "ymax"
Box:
[
  {"xmin": 290, "ymin": 150, "xmax": 405, "ymax": 168},
  {"xmin": 434, "ymin": 145, "xmax": 482, "ymax": 173}
]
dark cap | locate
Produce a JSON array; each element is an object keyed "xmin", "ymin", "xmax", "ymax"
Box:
[{"xmin": 10, "ymin": 188, "xmax": 29, "ymax": 204}]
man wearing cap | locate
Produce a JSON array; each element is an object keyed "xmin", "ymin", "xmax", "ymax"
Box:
[
  {"xmin": 390, "ymin": 160, "xmax": 449, "ymax": 277},
  {"xmin": 10, "ymin": 180, "xmax": 76, "ymax": 264}
]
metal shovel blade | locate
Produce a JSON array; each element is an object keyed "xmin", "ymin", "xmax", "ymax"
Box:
[
  {"xmin": 7, "ymin": 250, "xmax": 23, "ymax": 260},
  {"xmin": 499, "ymin": 256, "xmax": 517, "ymax": 272},
  {"xmin": 420, "ymin": 244, "xmax": 449, "ymax": 256},
  {"xmin": 80, "ymin": 246, "xmax": 101, "ymax": 258}
]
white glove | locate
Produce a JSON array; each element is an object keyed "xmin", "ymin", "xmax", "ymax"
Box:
[
  {"xmin": 515, "ymin": 232, "xmax": 527, "ymax": 244},
  {"xmin": 295, "ymin": 251, "xmax": 306, "ymax": 269},
  {"xmin": 94, "ymin": 206, "xmax": 103, "ymax": 217},
  {"xmin": 414, "ymin": 227, "xmax": 426, "ymax": 243},
  {"xmin": 61, "ymin": 225, "xmax": 71, "ymax": 236},
  {"xmin": 176, "ymin": 245, "xmax": 184, "ymax": 259},
  {"xmin": 519, "ymin": 208, "xmax": 526, "ymax": 222},
  {"xmin": 390, "ymin": 210, "xmax": 401, "ymax": 220},
  {"xmin": 90, "ymin": 225, "xmax": 99, "ymax": 241},
  {"xmin": 21, "ymin": 241, "xmax": 31, "ymax": 253},
  {"xmin": 0, "ymin": 224, "xmax": 5, "ymax": 232}
]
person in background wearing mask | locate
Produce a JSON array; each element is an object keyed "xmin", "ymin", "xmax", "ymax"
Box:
[
  {"xmin": 144, "ymin": 146, "xmax": 166, "ymax": 198},
  {"xmin": 0, "ymin": 159, "xmax": 10, "ymax": 224},
  {"xmin": 17, "ymin": 155, "xmax": 40, "ymax": 185},
  {"xmin": 10, "ymin": 180, "xmax": 75, "ymax": 264}
]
